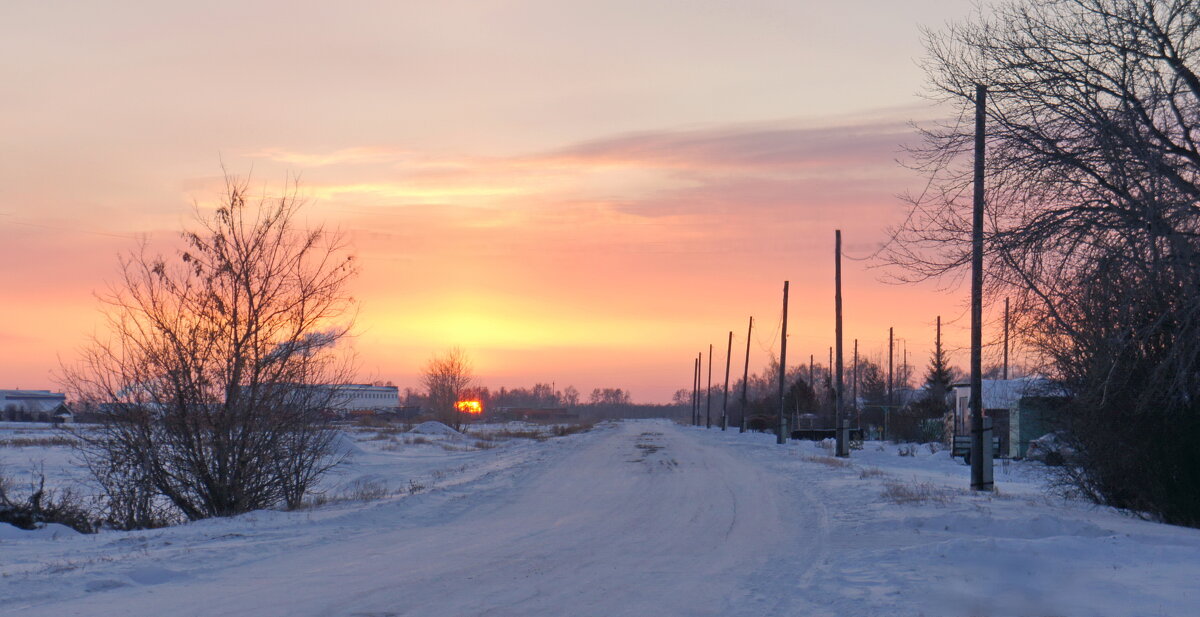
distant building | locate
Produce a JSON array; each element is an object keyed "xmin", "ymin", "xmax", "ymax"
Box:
[
  {"xmin": 318, "ymin": 384, "xmax": 401, "ymax": 417},
  {"xmin": 1, "ymin": 389, "xmax": 68, "ymax": 422}
]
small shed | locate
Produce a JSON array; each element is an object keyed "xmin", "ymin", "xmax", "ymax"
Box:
[{"xmin": 949, "ymin": 378, "xmax": 1067, "ymax": 458}]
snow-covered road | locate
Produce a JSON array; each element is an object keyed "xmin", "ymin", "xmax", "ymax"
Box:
[{"xmin": 9, "ymin": 421, "xmax": 815, "ymax": 617}]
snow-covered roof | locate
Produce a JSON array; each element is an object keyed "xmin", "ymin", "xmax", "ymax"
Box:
[
  {"xmin": 0, "ymin": 389, "xmax": 66, "ymax": 412},
  {"xmin": 950, "ymin": 378, "xmax": 1062, "ymax": 410}
]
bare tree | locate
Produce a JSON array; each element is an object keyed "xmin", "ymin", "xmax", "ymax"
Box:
[
  {"xmin": 62, "ymin": 173, "xmax": 357, "ymax": 523},
  {"xmin": 587, "ymin": 388, "xmax": 632, "ymax": 406},
  {"xmin": 562, "ymin": 385, "xmax": 580, "ymax": 407},
  {"xmin": 890, "ymin": 0, "xmax": 1200, "ymax": 525},
  {"xmin": 421, "ymin": 347, "xmax": 474, "ymax": 431}
]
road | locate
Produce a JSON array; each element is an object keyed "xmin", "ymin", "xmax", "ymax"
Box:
[{"xmin": 18, "ymin": 421, "xmax": 824, "ymax": 617}]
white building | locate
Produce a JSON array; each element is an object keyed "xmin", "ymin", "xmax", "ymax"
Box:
[
  {"xmin": 322, "ymin": 384, "xmax": 401, "ymax": 415},
  {"xmin": 1, "ymin": 389, "xmax": 68, "ymax": 422}
]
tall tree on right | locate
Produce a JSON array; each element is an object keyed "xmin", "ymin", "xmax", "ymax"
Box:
[{"xmin": 889, "ymin": 0, "xmax": 1200, "ymax": 526}]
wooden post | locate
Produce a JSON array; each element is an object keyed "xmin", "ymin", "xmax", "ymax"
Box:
[
  {"xmin": 693, "ymin": 354, "xmax": 700, "ymax": 426},
  {"xmin": 853, "ymin": 338, "xmax": 859, "ymax": 426},
  {"xmin": 740, "ymin": 316, "xmax": 752, "ymax": 433},
  {"xmin": 970, "ymin": 83, "xmax": 993, "ymax": 491},
  {"xmin": 778, "ymin": 281, "xmax": 789, "ymax": 445},
  {"xmin": 706, "ymin": 343, "xmax": 713, "ymax": 429},
  {"xmin": 721, "ymin": 330, "xmax": 732, "ymax": 431},
  {"xmin": 1003, "ymin": 297, "xmax": 1010, "ymax": 381},
  {"xmin": 887, "ymin": 326, "xmax": 894, "ymax": 441},
  {"xmin": 835, "ymin": 229, "xmax": 847, "ymax": 456}
]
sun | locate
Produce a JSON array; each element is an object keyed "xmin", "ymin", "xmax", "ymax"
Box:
[{"xmin": 455, "ymin": 400, "xmax": 483, "ymax": 415}]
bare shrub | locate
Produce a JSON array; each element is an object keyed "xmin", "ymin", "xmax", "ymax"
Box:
[
  {"xmin": 881, "ymin": 480, "xmax": 955, "ymax": 505},
  {"xmin": 341, "ymin": 478, "xmax": 389, "ymax": 502},
  {"xmin": 0, "ymin": 464, "xmax": 95, "ymax": 533},
  {"xmin": 354, "ymin": 415, "xmax": 393, "ymax": 429},
  {"xmin": 61, "ymin": 173, "xmax": 355, "ymax": 522},
  {"xmin": 552, "ymin": 422, "xmax": 595, "ymax": 437},
  {"xmin": 0, "ymin": 436, "xmax": 76, "ymax": 448},
  {"xmin": 859, "ymin": 467, "xmax": 889, "ymax": 479},
  {"xmin": 407, "ymin": 479, "xmax": 426, "ymax": 495},
  {"xmin": 81, "ymin": 440, "xmax": 176, "ymax": 530},
  {"xmin": 493, "ymin": 428, "xmax": 546, "ymax": 441}
]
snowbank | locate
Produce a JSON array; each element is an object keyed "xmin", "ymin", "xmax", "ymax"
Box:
[
  {"xmin": 408, "ymin": 421, "xmax": 464, "ymax": 438},
  {"xmin": 0, "ymin": 522, "xmax": 80, "ymax": 540}
]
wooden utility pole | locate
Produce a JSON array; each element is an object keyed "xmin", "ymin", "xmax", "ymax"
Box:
[
  {"xmin": 887, "ymin": 326, "xmax": 894, "ymax": 441},
  {"xmin": 936, "ymin": 316, "xmax": 943, "ymax": 384},
  {"xmin": 778, "ymin": 281, "xmax": 789, "ymax": 445},
  {"xmin": 692, "ymin": 355, "xmax": 700, "ymax": 426},
  {"xmin": 1003, "ymin": 297, "xmax": 1010, "ymax": 380},
  {"xmin": 706, "ymin": 343, "xmax": 713, "ymax": 429},
  {"xmin": 970, "ymin": 83, "xmax": 994, "ymax": 491},
  {"xmin": 853, "ymin": 338, "xmax": 859, "ymax": 414},
  {"xmin": 809, "ymin": 354, "xmax": 814, "ymax": 389},
  {"xmin": 888, "ymin": 327, "xmax": 894, "ymax": 405},
  {"xmin": 721, "ymin": 331, "xmax": 732, "ymax": 431},
  {"xmin": 740, "ymin": 316, "xmax": 752, "ymax": 433},
  {"xmin": 937, "ymin": 315, "xmax": 942, "ymax": 356},
  {"xmin": 835, "ymin": 229, "xmax": 847, "ymax": 457}
]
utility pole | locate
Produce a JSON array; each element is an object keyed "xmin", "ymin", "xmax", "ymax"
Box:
[
  {"xmin": 778, "ymin": 281, "xmax": 789, "ymax": 445},
  {"xmin": 691, "ymin": 352, "xmax": 700, "ymax": 424},
  {"xmin": 809, "ymin": 354, "xmax": 814, "ymax": 390},
  {"xmin": 888, "ymin": 327, "xmax": 894, "ymax": 406},
  {"xmin": 970, "ymin": 83, "xmax": 994, "ymax": 491},
  {"xmin": 721, "ymin": 330, "xmax": 732, "ymax": 431},
  {"xmin": 835, "ymin": 229, "xmax": 847, "ymax": 457},
  {"xmin": 692, "ymin": 355, "xmax": 699, "ymax": 426},
  {"xmin": 706, "ymin": 343, "xmax": 713, "ymax": 429},
  {"xmin": 1003, "ymin": 297, "xmax": 1010, "ymax": 380},
  {"xmin": 853, "ymin": 338, "xmax": 859, "ymax": 414},
  {"xmin": 740, "ymin": 316, "xmax": 752, "ymax": 433},
  {"xmin": 887, "ymin": 327, "xmax": 894, "ymax": 442},
  {"xmin": 937, "ymin": 315, "xmax": 942, "ymax": 356}
]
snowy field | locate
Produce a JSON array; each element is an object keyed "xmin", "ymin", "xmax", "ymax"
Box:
[{"xmin": 2, "ymin": 419, "xmax": 1199, "ymax": 616}]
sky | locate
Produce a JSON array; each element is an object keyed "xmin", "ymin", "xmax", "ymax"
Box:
[{"xmin": 0, "ymin": 0, "xmax": 1015, "ymax": 403}]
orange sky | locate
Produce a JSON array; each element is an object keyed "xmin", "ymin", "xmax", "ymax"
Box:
[{"xmin": 0, "ymin": 1, "xmax": 1022, "ymax": 402}]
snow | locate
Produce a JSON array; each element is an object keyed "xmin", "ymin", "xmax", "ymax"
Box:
[
  {"xmin": 0, "ymin": 522, "xmax": 80, "ymax": 540},
  {"xmin": 1, "ymin": 420, "xmax": 1198, "ymax": 616},
  {"xmin": 408, "ymin": 420, "xmax": 464, "ymax": 437}
]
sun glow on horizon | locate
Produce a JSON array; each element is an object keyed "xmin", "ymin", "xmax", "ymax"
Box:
[{"xmin": 456, "ymin": 400, "xmax": 483, "ymax": 415}]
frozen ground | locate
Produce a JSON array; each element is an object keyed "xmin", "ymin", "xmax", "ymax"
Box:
[{"xmin": 2, "ymin": 420, "xmax": 1199, "ymax": 616}]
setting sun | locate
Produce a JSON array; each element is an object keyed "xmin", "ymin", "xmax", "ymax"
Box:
[{"xmin": 455, "ymin": 400, "xmax": 483, "ymax": 415}]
